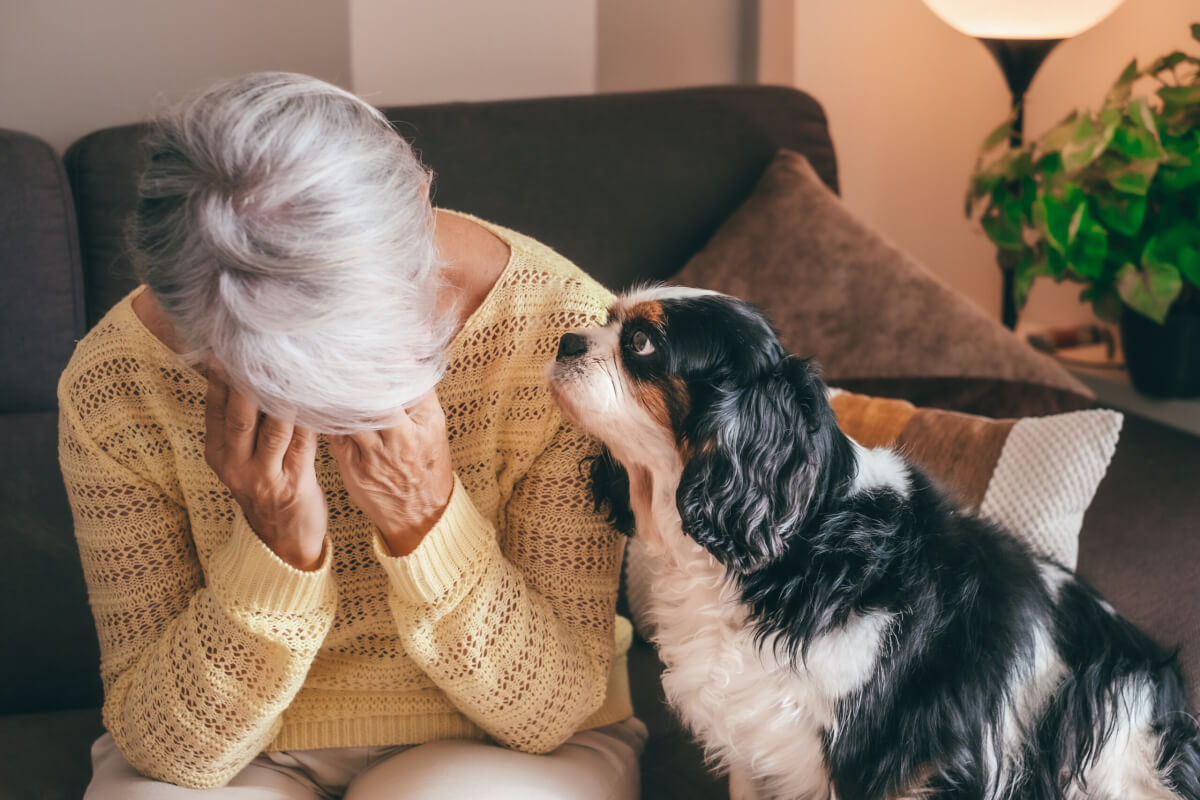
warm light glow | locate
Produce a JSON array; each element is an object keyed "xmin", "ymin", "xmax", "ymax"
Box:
[{"xmin": 922, "ymin": 0, "xmax": 1125, "ymax": 39}]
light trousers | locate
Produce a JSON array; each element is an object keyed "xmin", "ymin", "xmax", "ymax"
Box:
[{"xmin": 84, "ymin": 717, "xmax": 647, "ymax": 800}]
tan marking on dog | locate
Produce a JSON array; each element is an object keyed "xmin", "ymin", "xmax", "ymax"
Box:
[{"xmin": 625, "ymin": 300, "xmax": 665, "ymax": 327}]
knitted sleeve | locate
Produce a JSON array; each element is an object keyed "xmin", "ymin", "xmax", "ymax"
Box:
[
  {"xmin": 58, "ymin": 401, "xmax": 338, "ymax": 789},
  {"xmin": 372, "ymin": 415, "xmax": 623, "ymax": 753}
]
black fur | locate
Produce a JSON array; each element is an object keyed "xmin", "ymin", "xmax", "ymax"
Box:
[
  {"xmin": 586, "ymin": 294, "xmax": 1200, "ymax": 799},
  {"xmin": 587, "ymin": 447, "xmax": 634, "ymax": 536}
]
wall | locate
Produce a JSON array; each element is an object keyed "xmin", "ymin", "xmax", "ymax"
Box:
[
  {"xmin": 1, "ymin": 0, "xmax": 598, "ymax": 153},
  {"xmin": 0, "ymin": 0, "xmax": 351, "ymax": 154},
  {"xmin": 596, "ymin": 0, "xmax": 750, "ymax": 92},
  {"xmin": 784, "ymin": 0, "xmax": 1199, "ymax": 327},
  {"xmin": 350, "ymin": 0, "xmax": 597, "ymax": 106}
]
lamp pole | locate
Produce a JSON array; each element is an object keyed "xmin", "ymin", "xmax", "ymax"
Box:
[{"xmin": 978, "ymin": 37, "xmax": 1061, "ymax": 329}]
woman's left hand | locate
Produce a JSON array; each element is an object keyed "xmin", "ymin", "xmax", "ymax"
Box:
[{"xmin": 327, "ymin": 393, "xmax": 455, "ymax": 557}]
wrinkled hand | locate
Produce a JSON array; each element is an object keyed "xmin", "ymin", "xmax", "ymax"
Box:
[
  {"xmin": 205, "ymin": 364, "xmax": 328, "ymax": 571},
  {"xmin": 327, "ymin": 393, "xmax": 455, "ymax": 557}
]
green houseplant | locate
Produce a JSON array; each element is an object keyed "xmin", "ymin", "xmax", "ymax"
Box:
[{"xmin": 967, "ymin": 23, "xmax": 1200, "ymax": 396}]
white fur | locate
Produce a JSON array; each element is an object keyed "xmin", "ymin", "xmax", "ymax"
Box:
[
  {"xmin": 621, "ymin": 284, "xmax": 720, "ymax": 305},
  {"xmin": 625, "ymin": 479, "xmax": 890, "ymax": 800},
  {"xmin": 848, "ymin": 440, "xmax": 911, "ymax": 498},
  {"xmin": 1067, "ymin": 679, "xmax": 1180, "ymax": 799},
  {"xmin": 987, "ymin": 619, "xmax": 1068, "ymax": 797}
]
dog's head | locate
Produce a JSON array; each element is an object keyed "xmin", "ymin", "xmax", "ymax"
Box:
[{"xmin": 548, "ymin": 286, "xmax": 854, "ymax": 573}]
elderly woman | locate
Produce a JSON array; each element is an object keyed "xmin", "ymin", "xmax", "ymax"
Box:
[{"xmin": 58, "ymin": 73, "xmax": 642, "ymax": 798}]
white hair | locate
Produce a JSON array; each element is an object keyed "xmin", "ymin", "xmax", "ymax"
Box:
[{"xmin": 130, "ymin": 71, "xmax": 453, "ymax": 433}]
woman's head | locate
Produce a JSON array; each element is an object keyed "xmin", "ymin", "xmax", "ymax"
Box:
[{"xmin": 130, "ymin": 71, "xmax": 452, "ymax": 433}]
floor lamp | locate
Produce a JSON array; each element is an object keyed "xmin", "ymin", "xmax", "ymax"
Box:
[{"xmin": 921, "ymin": 0, "xmax": 1126, "ymax": 329}]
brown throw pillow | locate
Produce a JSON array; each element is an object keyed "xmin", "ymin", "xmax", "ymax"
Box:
[
  {"xmin": 673, "ymin": 149, "xmax": 1094, "ymax": 418},
  {"xmin": 829, "ymin": 389, "xmax": 1122, "ymax": 570}
]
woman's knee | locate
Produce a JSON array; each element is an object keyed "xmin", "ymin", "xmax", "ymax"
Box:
[{"xmin": 344, "ymin": 720, "xmax": 645, "ymax": 800}]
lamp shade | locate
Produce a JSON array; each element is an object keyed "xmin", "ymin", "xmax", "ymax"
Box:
[{"xmin": 921, "ymin": 0, "xmax": 1124, "ymax": 39}]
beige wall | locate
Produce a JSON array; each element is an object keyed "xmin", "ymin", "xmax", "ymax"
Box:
[
  {"xmin": 785, "ymin": 0, "xmax": 1198, "ymax": 327},
  {"xmin": 597, "ymin": 0, "xmax": 749, "ymax": 92},
  {"xmin": 0, "ymin": 0, "xmax": 351, "ymax": 154},
  {"xmin": 350, "ymin": 0, "xmax": 597, "ymax": 106}
]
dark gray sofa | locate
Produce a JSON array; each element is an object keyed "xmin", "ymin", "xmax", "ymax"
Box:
[{"xmin": 1, "ymin": 86, "xmax": 1196, "ymax": 800}]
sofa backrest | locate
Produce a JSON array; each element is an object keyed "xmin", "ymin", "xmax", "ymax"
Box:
[
  {"xmin": 1, "ymin": 86, "xmax": 836, "ymax": 716},
  {"xmin": 0, "ymin": 129, "xmax": 101, "ymax": 714},
  {"xmin": 64, "ymin": 86, "xmax": 838, "ymax": 326}
]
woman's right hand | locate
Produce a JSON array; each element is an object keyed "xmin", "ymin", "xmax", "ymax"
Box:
[{"xmin": 205, "ymin": 363, "xmax": 328, "ymax": 571}]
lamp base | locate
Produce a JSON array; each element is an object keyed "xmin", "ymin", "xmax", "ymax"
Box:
[{"xmin": 979, "ymin": 37, "xmax": 1061, "ymax": 329}]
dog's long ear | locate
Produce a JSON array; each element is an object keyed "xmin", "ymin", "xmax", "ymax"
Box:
[
  {"xmin": 588, "ymin": 446, "xmax": 635, "ymax": 536},
  {"xmin": 676, "ymin": 357, "xmax": 853, "ymax": 573}
]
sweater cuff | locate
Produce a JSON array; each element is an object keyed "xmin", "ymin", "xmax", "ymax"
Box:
[
  {"xmin": 208, "ymin": 514, "xmax": 335, "ymax": 613},
  {"xmin": 373, "ymin": 475, "xmax": 496, "ymax": 604}
]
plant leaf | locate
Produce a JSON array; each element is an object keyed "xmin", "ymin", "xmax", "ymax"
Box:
[
  {"xmin": 1066, "ymin": 204, "xmax": 1109, "ymax": 280},
  {"xmin": 1160, "ymin": 162, "xmax": 1200, "ymax": 190},
  {"xmin": 1099, "ymin": 152, "xmax": 1160, "ymax": 195},
  {"xmin": 1038, "ymin": 111, "xmax": 1082, "ymax": 155},
  {"xmin": 1091, "ymin": 191, "xmax": 1147, "ymax": 237},
  {"xmin": 1013, "ymin": 249, "xmax": 1048, "ymax": 310},
  {"xmin": 1149, "ymin": 223, "xmax": 1200, "ymax": 289},
  {"xmin": 1105, "ymin": 58, "xmax": 1140, "ymax": 106},
  {"xmin": 1179, "ymin": 244, "xmax": 1200, "ymax": 288},
  {"xmin": 1060, "ymin": 114, "xmax": 1116, "ymax": 173},
  {"xmin": 979, "ymin": 115, "xmax": 1016, "ymax": 154},
  {"xmin": 982, "ymin": 198, "xmax": 1024, "ymax": 250},
  {"xmin": 1116, "ymin": 249, "xmax": 1183, "ymax": 323},
  {"xmin": 1158, "ymin": 85, "xmax": 1200, "ymax": 116},
  {"xmin": 1193, "ymin": 22, "xmax": 1200, "ymax": 43},
  {"xmin": 1148, "ymin": 51, "xmax": 1188, "ymax": 75}
]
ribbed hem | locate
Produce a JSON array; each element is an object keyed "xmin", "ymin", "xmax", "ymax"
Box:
[
  {"xmin": 208, "ymin": 515, "xmax": 335, "ymax": 612},
  {"xmin": 271, "ymin": 711, "xmax": 489, "ymax": 752},
  {"xmin": 269, "ymin": 688, "xmax": 635, "ymax": 753},
  {"xmin": 373, "ymin": 476, "xmax": 497, "ymax": 604}
]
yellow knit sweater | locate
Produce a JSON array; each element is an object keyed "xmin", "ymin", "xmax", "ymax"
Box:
[{"xmin": 57, "ymin": 214, "xmax": 633, "ymax": 789}]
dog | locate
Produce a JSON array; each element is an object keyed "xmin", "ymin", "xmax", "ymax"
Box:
[{"xmin": 547, "ymin": 286, "xmax": 1200, "ymax": 800}]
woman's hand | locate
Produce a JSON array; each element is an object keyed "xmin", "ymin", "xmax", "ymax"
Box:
[
  {"xmin": 327, "ymin": 393, "xmax": 455, "ymax": 557},
  {"xmin": 205, "ymin": 364, "xmax": 328, "ymax": 571}
]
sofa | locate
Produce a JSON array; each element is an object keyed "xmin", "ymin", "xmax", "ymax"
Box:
[{"xmin": 1, "ymin": 85, "xmax": 1196, "ymax": 800}]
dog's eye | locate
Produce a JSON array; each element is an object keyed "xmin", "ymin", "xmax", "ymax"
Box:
[{"xmin": 630, "ymin": 330, "xmax": 656, "ymax": 356}]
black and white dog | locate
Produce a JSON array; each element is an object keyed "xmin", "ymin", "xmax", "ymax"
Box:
[{"xmin": 547, "ymin": 286, "xmax": 1200, "ymax": 800}]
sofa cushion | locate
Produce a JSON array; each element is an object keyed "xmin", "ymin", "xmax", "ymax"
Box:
[
  {"xmin": 0, "ymin": 410, "xmax": 103, "ymax": 714},
  {"xmin": 829, "ymin": 389, "xmax": 1121, "ymax": 569},
  {"xmin": 673, "ymin": 150, "xmax": 1094, "ymax": 416},
  {"xmin": 0, "ymin": 706, "xmax": 103, "ymax": 800},
  {"xmin": 1076, "ymin": 414, "xmax": 1200, "ymax": 709},
  {"xmin": 0, "ymin": 129, "xmax": 84, "ymax": 412}
]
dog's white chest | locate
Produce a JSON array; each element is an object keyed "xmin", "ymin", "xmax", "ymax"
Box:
[{"xmin": 629, "ymin": 529, "xmax": 891, "ymax": 799}]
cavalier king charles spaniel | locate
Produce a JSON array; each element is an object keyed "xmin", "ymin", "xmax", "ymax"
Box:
[{"xmin": 547, "ymin": 286, "xmax": 1199, "ymax": 800}]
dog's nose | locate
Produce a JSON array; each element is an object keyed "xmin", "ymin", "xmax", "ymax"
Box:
[{"xmin": 557, "ymin": 332, "xmax": 589, "ymax": 360}]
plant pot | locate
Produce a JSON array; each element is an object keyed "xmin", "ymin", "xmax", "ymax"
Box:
[{"xmin": 1121, "ymin": 304, "xmax": 1200, "ymax": 398}]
